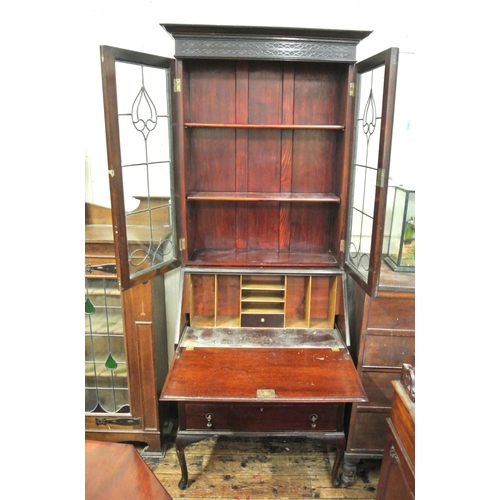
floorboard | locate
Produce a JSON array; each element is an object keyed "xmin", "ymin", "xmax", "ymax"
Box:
[{"xmin": 140, "ymin": 435, "xmax": 380, "ymax": 500}]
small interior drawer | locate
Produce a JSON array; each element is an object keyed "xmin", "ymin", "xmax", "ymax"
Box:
[
  {"xmin": 240, "ymin": 314, "xmax": 284, "ymax": 328},
  {"xmin": 183, "ymin": 402, "xmax": 343, "ymax": 432}
]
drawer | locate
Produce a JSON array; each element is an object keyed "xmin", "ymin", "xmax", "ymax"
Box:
[
  {"xmin": 183, "ymin": 403, "xmax": 343, "ymax": 432},
  {"xmin": 240, "ymin": 314, "xmax": 284, "ymax": 328},
  {"xmin": 367, "ymin": 296, "xmax": 415, "ymax": 330},
  {"xmin": 362, "ymin": 334, "xmax": 415, "ymax": 368}
]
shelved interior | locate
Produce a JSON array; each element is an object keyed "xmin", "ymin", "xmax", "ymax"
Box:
[
  {"xmin": 181, "ymin": 58, "xmax": 350, "ymax": 267},
  {"xmin": 189, "ymin": 272, "xmax": 339, "ymax": 330}
]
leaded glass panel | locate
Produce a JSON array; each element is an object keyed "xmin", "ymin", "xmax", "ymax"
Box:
[
  {"xmin": 114, "ymin": 60, "xmax": 176, "ymax": 280},
  {"xmin": 347, "ymin": 65, "xmax": 385, "ymax": 281},
  {"xmin": 85, "ymin": 277, "xmax": 129, "ymax": 414}
]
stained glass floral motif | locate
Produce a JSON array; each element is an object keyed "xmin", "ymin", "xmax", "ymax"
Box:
[
  {"xmin": 85, "ymin": 297, "xmax": 95, "ymax": 315},
  {"xmin": 105, "ymin": 353, "xmax": 118, "ymax": 370}
]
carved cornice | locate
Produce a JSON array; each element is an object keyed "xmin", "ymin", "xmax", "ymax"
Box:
[{"xmin": 162, "ymin": 25, "xmax": 371, "ymax": 63}]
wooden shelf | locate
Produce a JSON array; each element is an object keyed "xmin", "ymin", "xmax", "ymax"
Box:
[
  {"xmin": 241, "ymin": 282, "xmax": 285, "ymax": 291},
  {"xmin": 187, "ymin": 250, "xmax": 338, "ymax": 267},
  {"xmin": 184, "ymin": 123, "xmax": 345, "ymax": 130},
  {"xmin": 187, "ymin": 192, "xmax": 341, "ymax": 203}
]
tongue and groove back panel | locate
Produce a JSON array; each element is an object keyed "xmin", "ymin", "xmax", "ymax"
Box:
[{"xmin": 181, "ymin": 58, "xmax": 350, "ymax": 264}]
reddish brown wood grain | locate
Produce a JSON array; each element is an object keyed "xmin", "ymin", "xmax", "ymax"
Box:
[
  {"xmin": 161, "ymin": 346, "xmax": 366, "ymax": 403},
  {"xmin": 85, "ymin": 440, "xmax": 172, "ymax": 500},
  {"xmin": 179, "ymin": 58, "xmax": 348, "ymax": 266}
]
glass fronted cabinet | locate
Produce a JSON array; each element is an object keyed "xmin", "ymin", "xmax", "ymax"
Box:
[
  {"xmin": 85, "ymin": 47, "xmax": 181, "ymax": 453},
  {"xmin": 85, "ymin": 202, "xmax": 170, "ymax": 453}
]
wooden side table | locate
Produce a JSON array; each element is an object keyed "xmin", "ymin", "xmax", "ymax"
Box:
[
  {"xmin": 85, "ymin": 440, "xmax": 172, "ymax": 499},
  {"xmin": 375, "ymin": 364, "xmax": 415, "ymax": 500}
]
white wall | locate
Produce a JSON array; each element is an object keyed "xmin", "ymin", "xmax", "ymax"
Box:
[{"xmin": 84, "ymin": 0, "xmax": 417, "ymax": 207}]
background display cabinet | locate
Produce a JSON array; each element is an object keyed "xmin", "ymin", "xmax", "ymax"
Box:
[
  {"xmin": 85, "ymin": 203, "xmax": 169, "ymax": 453},
  {"xmin": 97, "ymin": 24, "xmax": 405, "ymax": 488}
]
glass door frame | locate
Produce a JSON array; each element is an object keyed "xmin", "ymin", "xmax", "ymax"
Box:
[
  {"xmin": 345, "ymin": 47, "xmax": 399, "ymax": 298},
  {"xmin": 100, "ymin": 45, "xmax": 181, "ymax": 290}
]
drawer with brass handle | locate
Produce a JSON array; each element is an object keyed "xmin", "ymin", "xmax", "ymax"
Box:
[{"xmin": 183, "ymin": 403, "xmax": 343, "ymax": 432}]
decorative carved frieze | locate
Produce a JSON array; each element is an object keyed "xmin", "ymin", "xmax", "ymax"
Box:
[
  {"xmin": 162, "ymin": 25, "xmax": 371, "ymax": 63},
  {"xmin": 174, "ymin": 38, "xmax": 357, "ymax": 62}
]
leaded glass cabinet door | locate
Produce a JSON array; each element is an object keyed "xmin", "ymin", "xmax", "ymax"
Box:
[
  {"xmin": 345, "ymin": 48, "xmax": 399, "ymax": 297},
  {"xmin": 100, "ymin": 46, "xmax": 180, "ymax": 291},
  {"xmin": 85, "ymin": 275, "xmax": 129, "ymax": 414}
]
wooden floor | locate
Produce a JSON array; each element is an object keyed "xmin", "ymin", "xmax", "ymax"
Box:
[{"xmin": 140, "ymin": 434, "xmax": 381, "ymax": 500}]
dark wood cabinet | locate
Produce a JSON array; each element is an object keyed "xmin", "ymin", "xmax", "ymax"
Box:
[
  {"xmin": 375, "ymin": 366, "xmax": 415, "ymax": 500},
  {"xmin": 85, "ymin": 203, "xmax": 169, "ymax": 453},
  {"xmin": 341, "ymin": 282, "xmax": 415, "ymax": 482},
  {"xmin": 97, "ymin": 23, "xmax": 405, "ymax": 488}
]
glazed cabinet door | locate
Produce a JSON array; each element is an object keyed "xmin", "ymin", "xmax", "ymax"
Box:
[
  {"xmin": 100, "ymin": 46, "xmax": 181, "ymax": 291},
  {"xmin": 345, "ymin": 48, "xmax": 399, "ymax": 297},
  {"xmin": 85, "ymin": 253, "xmax": 168, "ymax": 453}
]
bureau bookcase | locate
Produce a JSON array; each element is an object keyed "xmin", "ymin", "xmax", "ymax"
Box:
[{"xmin": 99, "ymin": 24, "xmax": 401, "ymax": 488}]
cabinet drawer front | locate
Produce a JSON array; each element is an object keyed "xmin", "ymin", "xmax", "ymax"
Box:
[
  {"xmin": 184, "ymin": 403, "xmax": 342, "ymax": 432},
  {"xmin": 362, "ymin": 334, "xmax": 415, "ymax": 368},
  {"xmin": 360, "ymin": 371, "xmax": 400, "ymax": 408},
  {"xmin": 240, "ymin": 314, "xmax": 284, "ymax": 328},
  {"xmin": 368, "ymin": 296, "xmax": 415, "ymax": 330}
]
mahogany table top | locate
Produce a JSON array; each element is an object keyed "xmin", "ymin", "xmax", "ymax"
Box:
[{"xmin": 85, "ymin": 440, "xmax": 172, "ymax": 500}]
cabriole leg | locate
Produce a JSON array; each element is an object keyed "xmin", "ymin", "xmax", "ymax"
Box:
[
  {"xmin": 331, "ymin": 437, "xmax": 346, "ymax": 487},
  {"xmin": 175, "ymin": 435, "xmax": 189, "ymax": 490}
]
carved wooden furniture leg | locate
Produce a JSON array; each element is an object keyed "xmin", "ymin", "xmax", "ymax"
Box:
[
  {"xmin": 341, "ymin": 458, "xmax": 359, "ymax": 486},
  {"xmin": 318, "ymin": 433, "xmax": 346, "ymax": 487},
  {"xmin": 175, "ymin": 433, "xmax": 211, "ymax": 490},
  {"xmin": 327, "ymin": 435, "xmax": 346, "ymax": 487},
  {"xmin": 175, "ymin": 435, "xmax": 189, "ymax": 490}
]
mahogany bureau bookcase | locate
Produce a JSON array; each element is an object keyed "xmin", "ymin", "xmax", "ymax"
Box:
[{"xmin": 98, "ymin": 23, "xmax": 403, "ymax": 488}]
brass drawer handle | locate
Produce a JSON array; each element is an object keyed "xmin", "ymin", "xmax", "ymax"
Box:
[
  {"xmin": 205, "ymin": 413, "xmax": 213, "ymax": 428},
  {"xmin": 309, "ymin": 414, "xmax": 318, "ymax": 428}
]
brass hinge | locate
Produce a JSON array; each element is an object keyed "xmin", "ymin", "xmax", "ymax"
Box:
[
  {"xmin": 179, "ymin": 238, "xmax": 186, "ymax": 251},
  {"xmin": 340, "ymin": 239, "xmax": 345, "ymax": 252},
  {"xmin": 174, "ymin": 78, "xmax": 181, "ymax": 92},
  {"xmin": 376, "ymin": 168, "xmax": 385, "ymax": 187},
  {"xmin": 85, "ymin": 263, "xmax": 117, "ymax": 274},
  {"xmin": 95, "ymin": 417, "xmax": 141, "ymax": 426},
  {"xmin": 349, "ymin": 82, "xmax": 355, "ymax": 97}
]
